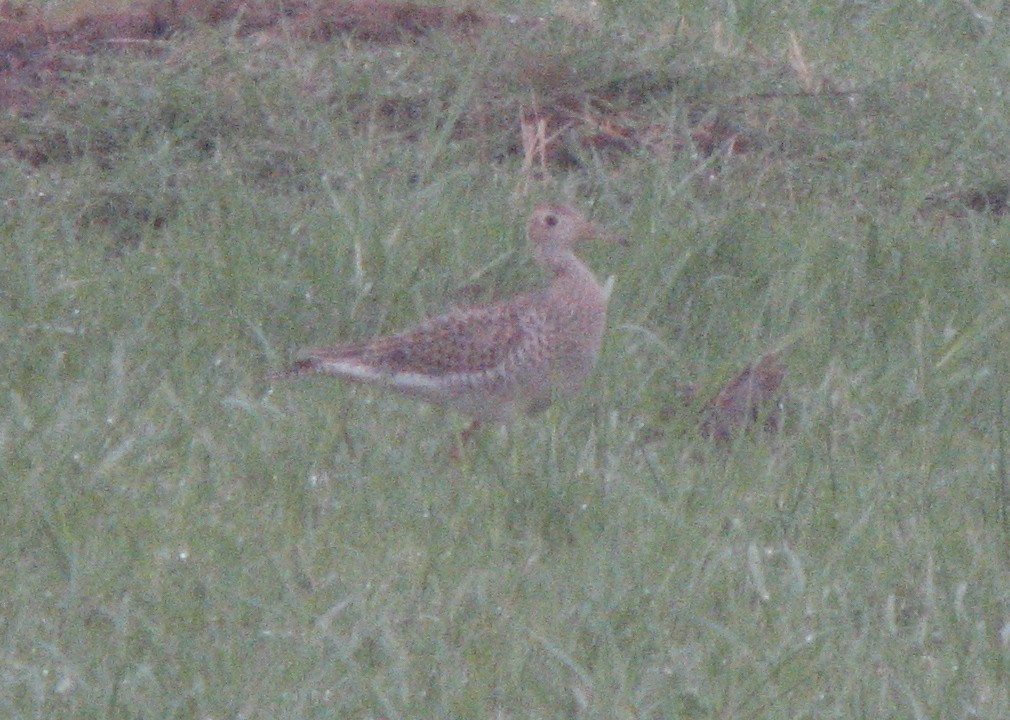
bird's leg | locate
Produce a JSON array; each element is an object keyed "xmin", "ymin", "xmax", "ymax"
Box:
[
  {"xmin": 460, "ymin": 420, "xmax": 482, "ymax": 445},
  {"xmin": 450, "ymin": 420, "xmax": 482, "ymax": 463}
]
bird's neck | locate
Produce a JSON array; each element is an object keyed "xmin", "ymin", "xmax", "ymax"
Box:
[
  {"xmin": 537, "ymin": 248, "xmax": 601, "ymax": 295},
  {"xmin": 537, "ymin": 248, "xmax": 590, "ymax": 278}
]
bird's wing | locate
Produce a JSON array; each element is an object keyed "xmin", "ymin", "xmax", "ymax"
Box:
[{"xmin": 303, "ymin": 297, "xmax": 548, "ymax": 382}]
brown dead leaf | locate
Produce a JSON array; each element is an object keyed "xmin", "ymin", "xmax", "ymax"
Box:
[{"xmin": 699, "ymin": 352, "xmax": 786, "ymax": 443}]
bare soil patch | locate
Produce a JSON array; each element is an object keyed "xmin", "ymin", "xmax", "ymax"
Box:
[{"xmin": 0, "ymin": 0, "xmax": 493, "ymax": 114}]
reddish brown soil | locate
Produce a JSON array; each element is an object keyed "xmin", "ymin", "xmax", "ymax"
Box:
[
  {"xmin": 918, "ymin": 183, "xmax": 1010, "ymax": 223},
  {"xmin": 0, "ymin": 0, "xmax": 491, "ymax": 113}
]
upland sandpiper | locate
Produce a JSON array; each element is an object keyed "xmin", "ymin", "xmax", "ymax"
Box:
[{"xmin": 268, "ymin": 204, "xmax": 624, "ymax": 438}]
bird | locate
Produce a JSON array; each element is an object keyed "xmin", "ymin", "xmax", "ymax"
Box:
[{"xmin": 267, "ymin": 204, "xmax": 624, "ymax": 442}]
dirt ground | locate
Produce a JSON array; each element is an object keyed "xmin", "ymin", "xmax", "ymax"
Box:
[{"xmin": 0, "ymin": 1, "xmax": 503, "ymax": 109}]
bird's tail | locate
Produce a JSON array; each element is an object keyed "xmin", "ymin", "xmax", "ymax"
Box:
[{"xmin": 265, "ymin": 358, "xmax": 321, "ymax": 382}]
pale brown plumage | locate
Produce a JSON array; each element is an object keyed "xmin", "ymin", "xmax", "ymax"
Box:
[{"xmin": 268, "ymin": 204, "xmax": 623, "ymax": 426}]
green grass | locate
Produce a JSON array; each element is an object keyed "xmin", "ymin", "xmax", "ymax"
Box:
[{"xmin": 4, "ymin": 2, "xmax": 1010, "ymax": 718}]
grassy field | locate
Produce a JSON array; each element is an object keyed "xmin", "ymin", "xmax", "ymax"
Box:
[{"xmin": 4, "ymin": 1, "xmax": 1010, "ymax": 718}]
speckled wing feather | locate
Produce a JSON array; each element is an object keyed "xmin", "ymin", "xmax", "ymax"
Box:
[{"xmin": 289, "ymin": 297, "xmax": 548, "ymax": 385}]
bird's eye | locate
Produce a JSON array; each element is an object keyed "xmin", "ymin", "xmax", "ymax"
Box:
[{"xmin": 545, "ymin": 214, "xmax": 558, "ymax": 227}]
